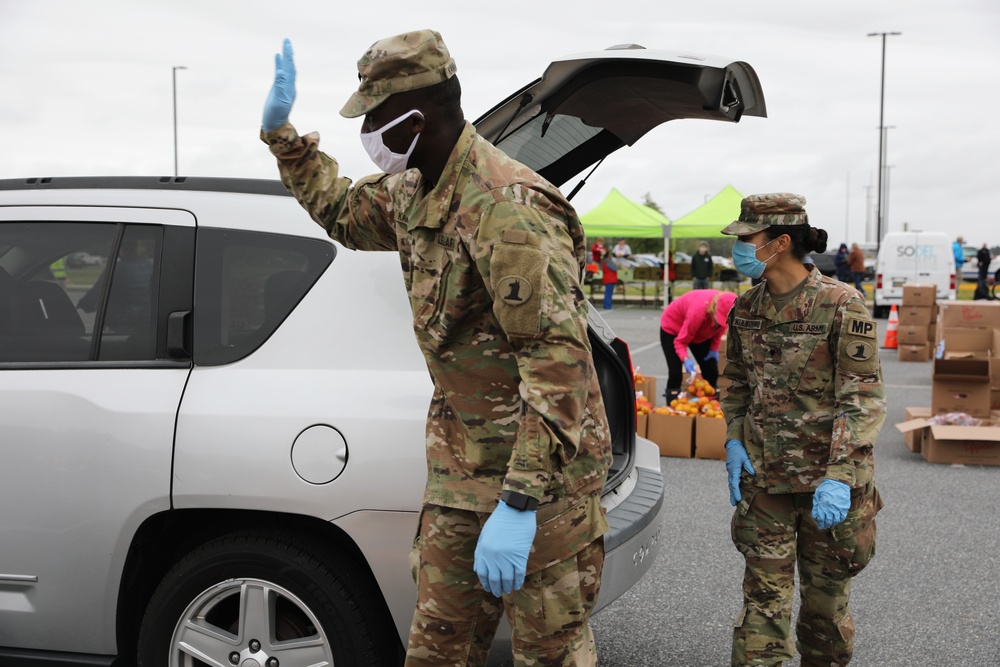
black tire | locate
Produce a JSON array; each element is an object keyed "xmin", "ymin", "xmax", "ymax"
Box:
[
  {"xmin": 872, "ymin": 305, "xmax": 888, "ymax": 319},
  {"xmin": 137, "ymin": 530, "xmax": 403, "ymax": 667}
]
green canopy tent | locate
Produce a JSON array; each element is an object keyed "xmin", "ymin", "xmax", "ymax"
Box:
[
  {"xmin": 579, "ymin": 187, "xmax": 672, "ymax": 295},
  {"xmin": 579, "ymin": 187, "xmax": 671, "ymax": 239},
  {"xmin": 670, "ymin": 184, "xmax": 744, "ymax": 238}
]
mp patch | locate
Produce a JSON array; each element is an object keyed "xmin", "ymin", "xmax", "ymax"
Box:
[
  {"xmin": 845, "ymin": 316, "xmax": 877, "ymax": 339},
  {"xmin": 498, "ymin": 275, "xmax": 532, "ymax": 306}
]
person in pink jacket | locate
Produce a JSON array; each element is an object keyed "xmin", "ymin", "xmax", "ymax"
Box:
[{"xmin": 660, "ymin": 289, "xmax": 738, "ymax": 401}]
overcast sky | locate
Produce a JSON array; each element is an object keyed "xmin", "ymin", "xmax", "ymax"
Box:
[{"xmin": 2, "ymin": 0, "xmax": 998, "ymax": 246}]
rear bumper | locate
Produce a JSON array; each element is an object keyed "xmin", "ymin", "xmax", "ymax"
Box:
[{"xmin": 594, "ymin": 436, "xmax": 665, "ymax": 613}]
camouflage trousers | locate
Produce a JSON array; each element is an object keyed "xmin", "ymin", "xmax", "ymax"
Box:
[
  {"xmin": 730, "ymin": 482, "xmax": 883, "ymax": 667},
  {"xmin": 405, "ymin": 504, "xmax": 604, "ymax": 667}
]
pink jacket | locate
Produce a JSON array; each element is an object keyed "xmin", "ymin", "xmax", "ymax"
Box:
[{"xmin": 660, "ymin": 289, "xmax": 737, "ymax": 360}]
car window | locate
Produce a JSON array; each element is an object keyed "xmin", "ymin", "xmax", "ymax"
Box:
[
  {"xmin": 97, "ymin": 225, "xmax": 162, "ymax": 361},
  {"xmin": 1, "ymin": 222, "xmax": 114, "ymax": 362},
  {"xmin": 0, "ymin": 221, "xmax": 164, "ymax": 364},
  {"xmin": 193, "ymin": 229, "xmax": 334, "ymax": 366}
]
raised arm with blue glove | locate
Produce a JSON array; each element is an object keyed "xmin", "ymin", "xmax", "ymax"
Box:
[
  {"xmin": 262, "ymin": 38, "xmax": 296, "ymax": 131},
  {"xmin": 725, "ymin": 439, "xmax": 755, "ymax": 506},
  {"xmin": 474, "ymin": 500, "xmax": 537, "ymax": 597},
  {"xmin": 811, "ymin": 479, "xmax": 851, "ymax": 530},
  {"xmin": 704, "ymin": 350, "xmax": 720, "ymax": 362},
  {"xmin": 683, "ymin": 358, "xmax": 697, "ymax": 374}
]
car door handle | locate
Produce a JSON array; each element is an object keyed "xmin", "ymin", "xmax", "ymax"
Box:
[{"xmin": 167, "ymin": 310, "xmax": 192, "ymax": 359}]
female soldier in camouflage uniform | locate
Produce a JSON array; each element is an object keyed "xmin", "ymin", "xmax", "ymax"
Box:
[{"xmin": 720, "ymin": 194, "xmax": 886, "ymax": 667}]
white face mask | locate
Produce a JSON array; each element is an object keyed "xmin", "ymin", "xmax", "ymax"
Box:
[{"xmin": 360, "ymin": 109, "xmax": 422, "ymax": 174}]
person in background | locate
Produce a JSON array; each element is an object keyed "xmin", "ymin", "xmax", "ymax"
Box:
[
  {"xmin": 834, "ymin": 242, "xmax": 851, "ymax": 283},
  {"xmin": 601, "ymin": 251, "xmax": 618, "ymax": 310},
  {"xmin": 953, "ymin": 236, "xmax": 966, "ymax": 269},
  {"xmin": 590, "ymin": 237, "xmax": 605, "ymax": 264},
  {"xmin": 848, "ymin": 242, "xmax": 865, "ymax": 293},
  {"xmin": 260, "ymin": 31, "xmax": 611, "ymax": 665},
  {"xmin": 721, "ymin": 193, "xmax": 885, "ymax": 667},
  {"xmin": 977, "ymin": 243, "xmax": 992, "ymax": 285},
  {"xmin": 612, "ymin": 238, "xmax": 631, "ymax": 260},
  {"xmin": 659, "ymin": 288, "xmax": 737, "ymax": 402},
  {"xmin": 691, "ymin": 241, "xmax": 714, "ymax": 289}
]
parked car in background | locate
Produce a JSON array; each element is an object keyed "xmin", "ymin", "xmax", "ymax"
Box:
[
  {"xmin": 808, "ymin": 250, "xmax": 838, "ymax": 278},
  {"xmin": 1, "ymin": 41, "xmax": 768, "ymax": 666}
]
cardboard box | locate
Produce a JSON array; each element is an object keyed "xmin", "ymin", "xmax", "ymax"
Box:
[
  {"xmin": 694, "ymin": 417, "xmax": 727, "ymax": 460},
  {"xmin": 938, "ymin": 301, "xmax": 1000, "ymax": 329},
  {"xmin": 898, "ymin": 325, "xmax": 931, "ymax": 346},
  {"xmin": 636, "ymin": 412, "xmax": 648, "ymax": 438},
  {"xmin": 897, "ymin": 304, "xmax": 938, "ymax": 326},
  {"xmin": 898, "ymin": 344, "xmax": 932, "ymax": 362},
  {"xmin": 896, "ymin": 418, "xmax": 1000, "ymax": 465},
  {"xmin": 992, "ymin": 390, "xmax": 1000, "ymax": 412},
  {"xmin": 646, "ymin": 412, "xmax": 694, "ymax": 458},
  {"xmin": 902, "ymin": 284, "xmax": 937, "ymax": 306},
  {"xmin": 931, "ymin": 358, "xmax": 992, "ymax": 417},
  {"xmin": 940, "ymin": 327, "xmax": 993, "ymax": 359},
  {"xmin": 897, "ymin": 407, "xmax": 932, "ymax": 451},
  {"xmin": 635, "ymin": 377, "xmax": 658, "ymax": 406},
  {"xmin": 923, "ymin": 422, "xmax": 1000, "ymax": 465}
]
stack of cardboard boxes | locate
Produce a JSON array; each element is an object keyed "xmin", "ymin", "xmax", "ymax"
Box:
[
  {"xmin": 896, "ymin": 300, "xmax": 1000, "ymax": 465},
  {"xmin": 636, "ymin": 336, "xmax": 729, "ymax": 461},
  {"xmin": 897, "ymin": 285, "xmax": 938, "ymax": 362}
]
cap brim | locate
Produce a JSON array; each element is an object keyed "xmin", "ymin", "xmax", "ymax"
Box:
[
  {"xmin": 721, "ymin": 220, "xmax": 771, "ymax": 236},
  {"xmin": 340, "ymin": 91, "xmax": 389, "ymax": 118}
]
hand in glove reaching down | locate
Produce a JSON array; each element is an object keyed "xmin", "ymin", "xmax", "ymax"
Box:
[
  {"xmin": 812, "ymin": 479, "xmax": 851, "ymax": 530},
  {"xmin": 473, "ymin": 500, "xmax": 537, "ymax": 597},
  {"xmin": 725, "ymin": 439, "xmax": 755, "ymax": 506}
]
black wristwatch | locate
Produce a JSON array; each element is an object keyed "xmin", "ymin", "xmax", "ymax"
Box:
[{"xmin": 500, "ymin": 490, "xmax": 539, "ymax": 512}]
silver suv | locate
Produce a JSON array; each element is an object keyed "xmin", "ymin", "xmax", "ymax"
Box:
[{"xmin": 0, "ymin": 44, "xmax": 765, "ymax": 667}]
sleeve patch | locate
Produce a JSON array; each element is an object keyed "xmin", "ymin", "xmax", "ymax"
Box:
[
  {"xmin": 491, "ymin": 242, "xmax": 547, "ymax": 337},
  {"xmin": 844, "ymin": 316, "xmax": 877, "ymax": 339}
]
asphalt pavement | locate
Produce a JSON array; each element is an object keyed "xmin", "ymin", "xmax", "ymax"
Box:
[{"xmin": 568, "ymin": 306, "xmax": 998, "ymax": 666}]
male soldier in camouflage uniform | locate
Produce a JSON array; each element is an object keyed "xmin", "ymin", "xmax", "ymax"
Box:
[
  {"xmin": 720, "ymin": 194, "xmax": 886, "ymax": 666},
  {"xmin": 260, "ymin": 31, "xmax": 611, "ymax": 667}
]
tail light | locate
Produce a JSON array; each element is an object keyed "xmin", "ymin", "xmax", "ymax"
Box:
[
  {"xmin": 950, "ymin": 274, "xmax": 956, "ymax": 290},
  {"xmin": 876, "ymin": 273, "xmax": 882, "ymax": 290},
  {"xmin": 617, "ymin": 337, "xmax": 635, "ymax": 380}
]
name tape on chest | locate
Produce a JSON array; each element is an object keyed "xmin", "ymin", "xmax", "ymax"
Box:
[
  {"xmin": 436, "ymin": 233, "xmax": 456, "ymax": 249},
  {"xmin": 789, "ymin": 323, "xmax": 829, "ymax": 335},
  {"xmin": 733, "ymin": 317, "xmax": 762, "ymax": 330}
]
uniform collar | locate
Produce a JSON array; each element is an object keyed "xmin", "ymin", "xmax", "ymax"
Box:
[
  {"xmin": 405, "ymin": 122, "xmax": 476, "ymax": 232},
  {"xmin": 750, "ymin": 266, "xmax": 823, "ymax": 324}
]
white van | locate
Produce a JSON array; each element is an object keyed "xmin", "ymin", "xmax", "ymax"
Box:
[{"xmin": 873, "ymin": 231, "xmax": 956, "ymax": 317}]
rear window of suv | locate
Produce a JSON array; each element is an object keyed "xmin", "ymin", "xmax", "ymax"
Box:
[{"xmin": 193, "ymin": 229, "xmax": 334, "ymax": 366}]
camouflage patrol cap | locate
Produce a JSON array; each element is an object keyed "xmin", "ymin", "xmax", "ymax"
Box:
[
  {"xmin": 340, "ymin": 29, "xmax": 458, "ymax": 118},
  {"xmin": 721, "ymin": 193, "xmax": 809, "ymax": 236}
]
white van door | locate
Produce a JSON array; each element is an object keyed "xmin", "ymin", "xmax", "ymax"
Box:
[{"xmin": 875, "ymin": 232, "xmax": 955, "ymax": 317}]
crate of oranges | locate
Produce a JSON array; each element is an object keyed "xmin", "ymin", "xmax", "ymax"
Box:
[{"xmin": 666, "ymin": 377, "xmax": 724, "ymax": 419}]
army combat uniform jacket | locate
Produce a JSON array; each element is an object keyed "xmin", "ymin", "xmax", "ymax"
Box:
[
  {"xmin": 721, "ymin": 267, "xmax": 886, "ymax": 493},
  {"xmin": 262, "ymin": 121, "xmax": 611, "ymax": 568}
]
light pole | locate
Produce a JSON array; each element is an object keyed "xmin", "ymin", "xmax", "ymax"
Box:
[
  {"xmin": 867, "ymin": 31, "xmax": 900, "ymax": 253},
  {"xmin": 172, "ymin": 66, "xmax": 187, "ymax": 177}
]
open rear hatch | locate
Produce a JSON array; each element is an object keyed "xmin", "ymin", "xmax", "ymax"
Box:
[{"xmin": 474, "ymin": 44, "xmax": 767, "ymax": 190}]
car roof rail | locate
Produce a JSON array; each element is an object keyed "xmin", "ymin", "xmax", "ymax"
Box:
[{"xmin": 0, "ymin": 176, "xmax": 292, "ymax": 197}]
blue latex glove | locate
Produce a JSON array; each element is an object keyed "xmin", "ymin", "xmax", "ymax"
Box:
[
  {"xmin": 725, "ymin": 439, "xmax": 755, "ymax": 506},
  {"xmin": 683, "ymin": 358, "xmax": 696, "ymax": 374},
  {"xmin": 812, "ymin": 479, "xmax": 851, "ymax": 530},
  {"xmin": 262, "ymin": 38, "xmax": 296, "ymax": 131},
  {"xmin": 474, "ymin": 500, "xmax": 537, "ymax": 597},
  {"xmin": 705, "ymin": 350, "xmax": 720, "ymax": 362}
]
